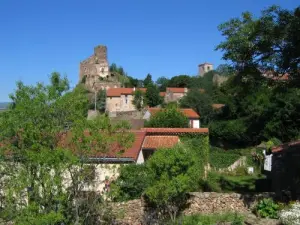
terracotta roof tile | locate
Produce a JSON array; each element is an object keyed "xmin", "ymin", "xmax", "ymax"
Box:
[
  {"xmin": 166, "ymin": 88, "xmax": 186, "ymax": 93},
  {"xmin": 272, "ymin": 140, "xmax": 300, "ymax": 153},
  {"xmin": 148, "ymin": 108, "xmax": 200, "ymax": 118},
  {"xmin": 212, "ymin": 104, "xmax": 225, "ymax": 109},
  {"xmin": 142, "ymin": 128, "xmax": 209, "ymax": 134},
  {"xmin": 159, "ymin": 92, "xmax": 166, "ymax": 97},
  {"xmin": 106, "ymin": 88, "xmax": 146, "ymax": 97},
  {"xmin": 143, "ymin": 136, "xmax": 179, "ymax": 149}
]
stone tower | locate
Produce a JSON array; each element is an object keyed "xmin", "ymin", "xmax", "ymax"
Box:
[
  {"xmin": 79, "ymin": 45, "xmax": 110, "ymax": 82},
  {"xmin": 198, "ymin": 63, "xmax": 213, "ymax": 76},
  {"xmin": 79, "ymin": 45, "xmax": 120, "ymax": 91}
]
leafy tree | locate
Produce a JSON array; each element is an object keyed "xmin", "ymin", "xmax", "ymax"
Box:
[
  {"xmin": 145, "ymin": 144, "xmax": 204, "ymax": 221},
  {"xmin": 143, "ymin": 73, "xmax": 153, "ymax": 87},
  {"xmin": 96, "ymin": 89, "xmax": 106, "ymax": 113},
  {"xmin": 156, "ymin": 76, "xmax": 170, "ymax": 91},
  {"xmin": 0, "ymin": 72, "xmax": 133, "ymax": 224},
  {"xmin": 168, "ymin": 75, "xmax": 191, "ymax": 87},
  {"xmin": 145, "ymin": 83, "xmax": 163, "ymax": 107},
  {"xmin": 180, "ymin": 89, "xmax": 213, "ymax": 125},
  {"xmin": 216, "ymin": 64, "xmax": 235, "ymax": 76},
  {"xmin": 216, "ymin": 5, "xmax": 300, "ymax": 83},
  {"xmin": 132, "ymin": 89, "xmax": 145, "ymax": 111},
  {"xmin": 110, "ymin": 164, "xmax": 154, "ymax": 201},
  {"xmin": 145, "ymin": 106, "xmax": 189, "ymax": 128},
  {"xmin": 109, "ymin": 63, "xmax": 118, "ymax": 72}
]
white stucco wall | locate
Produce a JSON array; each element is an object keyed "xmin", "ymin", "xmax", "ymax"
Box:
[{"xmin": 136, "ymin": 150, "xmax": 145, "ymax": 164}]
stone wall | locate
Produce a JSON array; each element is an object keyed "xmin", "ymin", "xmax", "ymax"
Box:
[
  {"xmin": 183, "ymin": 192, "xmax": 274, "ymax": 215},
  {"xmin": 110, "ymin": 192, "xmax": 275, "ymax": 224}
]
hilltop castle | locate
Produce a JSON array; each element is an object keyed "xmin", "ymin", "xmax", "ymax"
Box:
[{"xmin": 79, "ymin": 45, "xmax": 120, "ymax": 91}]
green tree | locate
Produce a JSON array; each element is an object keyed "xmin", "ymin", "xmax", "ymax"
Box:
[
  {"xmin": 143, "ymin": 73, "xmax": 153, "ymax": 87},
  {"xmin": 216, "ymin": 64, "xmax": 235, "ymax": 76},
  {"xmin": 96, "ymin": 89, "xmax": 106, "ymax": 113},
  {"xmin": 145, "ymin": 106, "xmax": 189, "ymax": 128},
  {"xmin": 180, "ymin": 89, "xmax": 213, "ymax": 125},
  {"xmin": 145, "ymin": 83, "xmax": 163, "ymax": 107},
  {"xmin": 145, "ymin": 144, "xmax": 204, "ymax": 221},
  {"xmin": 0, "ymin": 72, "xmax": 133, "ymax": 224},
  {"xmin": 110, "ymin": 164, "xmax": 154, "ymax": 201},
  {"xmin": 132, "ymin": 89, "xmax": 145, "ymax": 111},
  {"xmin": 216, "ymin": 5, "xmax": 300, "ymax": 83},
  {"xmin": 168, "ymin": 75, "xmax": 191, "ymax": 88},
  {"xmin": 156, "ymin": 76, "xmax": 170, "ymax": 91}
]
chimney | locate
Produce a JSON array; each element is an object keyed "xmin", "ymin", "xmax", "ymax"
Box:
[{"xmin": 133, "ymin": 87, "xmax": 136, "ymax": 91}]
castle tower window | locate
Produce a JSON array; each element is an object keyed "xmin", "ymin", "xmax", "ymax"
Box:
[{"xmin": 207, "ymin": 66, "xmax": 210, "ymax": 70}]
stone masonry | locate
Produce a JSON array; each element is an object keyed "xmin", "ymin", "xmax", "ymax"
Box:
[{"xmin": 79, "ymin": 45, "xmax": 120, "ymax": 91}]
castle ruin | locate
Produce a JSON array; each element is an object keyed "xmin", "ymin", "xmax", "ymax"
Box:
[{"xmin": 79, "ymin": 45, "xmax": 121, "ymax": 91}]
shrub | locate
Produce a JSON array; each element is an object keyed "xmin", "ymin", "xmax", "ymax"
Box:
[
  {"xmin": 110, "ymin": 164, "xmax": 154, "ymax": 201},
  {"xmin": 279, "ymin": 202, "xmax": 300, "ymax": 225},
  {"xmin": 209, "ymin": 148, "xmax": 240, "ymax": 169},
  {"xmin": 255, "ymin": 198, "xmax": 279, "ymax": 219},
  {"xmin": 169, "ymin": 212, "xmax": 244, "ymax": 225}
]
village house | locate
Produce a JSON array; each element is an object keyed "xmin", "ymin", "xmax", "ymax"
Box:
[
  {"xmin": 106, "ymin": 88, "xmax": 146, "ymax": 112},
  {"xmin": 59, "ymin": 128, "xmax": 209, "ymax": 193},
  {"xmin": 143, "ymin": 108, "xmax": 201, "ymax": 128}
]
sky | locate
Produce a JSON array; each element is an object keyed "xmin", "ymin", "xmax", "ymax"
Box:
[{"xmin": 0, "ymin": 0, "xmax": 299, "ymax": 101}]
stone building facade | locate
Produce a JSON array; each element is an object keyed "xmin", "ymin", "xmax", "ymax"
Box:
[
  {"xmin": 79, "ymin": 45, "xmax": 120, "ymax": 91},
  {"xmin": 198, "ymin": 62, "xmax": 214, "ymax": 76}
]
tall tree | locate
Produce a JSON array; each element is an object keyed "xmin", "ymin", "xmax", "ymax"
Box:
[
  {"xmin": 132, "ymin": 89, "xmax": 145, "ymax": 111},
  {"xmin": 0, "ymin": 72, "xmax": 133, "ymax": 224},
  {"xmin": 156, "ymin": 76, "xmax": 170, "ymax": 91},
  {"xmin": 143, "ymin": 73, "xmax": 153, "ymax": 87},
  {"xmin": 180, "ymin": 89, "xmax": 213, "ymax": 125},
  {"xmin": 145, "ymin": 107, "xmax": 189, "ymax": 128},
  {"xmin": 216, "ymin": 5, "xmax": 300, "ymax": 84},
  {"xmin": 145, "ymin": 84, "xmax": 163, "ymax": 107},
  {"xmin": 168, "ymin": 75, "xmax": 191, "ymax": 88}
]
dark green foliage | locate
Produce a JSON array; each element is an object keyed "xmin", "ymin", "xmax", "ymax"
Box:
[
  {"xmin": 143, "ymin": 73, "xmax": 153, "ymax": 87},
  {"xmin": 255, "ymin": 198, "xmax": 279, "ymax": 219},
  {"xmin": 156, "ymin": 76, "xmax": 170, "ymax": 91},
  {"xmin": 209, "ymin": 148, "xmax": 241, "ymax": 169},
  {"xmin": 145, "ymin": 144, "xmax": 205, "ymax": 221},
  {"xmin": 145, "ymin": 83, "xmax": 163, "ymax": 107},
  {"xmin": 145, "ymin": 107, "xmax": 189, "ymax": 128},
  {"xmin": 216, "ymin": 64, "xmax": 236, "ymax": 76},
  {"xmin": 168, "ymin": 75, "xmax": 191, "ymax": 87},
  {"xmin": 96, "ymin": 89, "xmax": 106, "ymax": 113},
  {"xmin": 180, "ymin": 89, "xmax": 214, "ymax": 125},
  {"xmin": 81, "ymin": 75, "xmax": 87, "ymax": 84},
  {"xmin": 111, "ymin": 164, "xmax": 154, "ymax": 201},
  {"xmin": 169, "ymin": 212, "xmax": 244, "ymax": 225},
  {"xmin": 132, "ymin": 89, "xmax": 145, "ymax": 111}
]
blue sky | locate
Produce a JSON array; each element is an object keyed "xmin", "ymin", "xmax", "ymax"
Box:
[{"xmin": 0, "ymin": 0, "xmax": 298, "ymax": 101}]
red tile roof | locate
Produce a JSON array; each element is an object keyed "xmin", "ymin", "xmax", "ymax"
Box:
[
  {"xmin": 159, "ymin": 92, "xmax": 166, "ymax": 97},
  {"xmin": 106, "ymin": 88, "xmax": 147, "ymax": 97},
  {"xmin": 142, "ymin": 128, "xmax": 209, "ymax": 134},
  {"xmin": 212, "ymin": 104, "xmax": 225, "ymax": 109},
  {"xmin": 272, "ymin": 140, "xmax": 300, "ymax": 153},
  {"xmin": 166, "ymin": 88, "xmax": 187, "ymax": 93},
  {"xmin": 148, "ymin": 108, "xmax": 200, "ymax": 118},
  {"xmin": 142, "ymin": 136, "xmax": 179, "ymax": 149},
  {"xmin": 58, "ymin": 130, "xmax": 146, "ymax": 161}
]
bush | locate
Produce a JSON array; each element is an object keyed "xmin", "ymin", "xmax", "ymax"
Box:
[
  {"xmin": 255, "ymin": 198, "xmax": 279, "ymax": 219},
  {"xmin": 110, "ymin": 164, "xmax": 154, "ymax": 201},
  {"xmin": 279, "ymin": 202, "xmax": 300, "ymax": 225},
  {"xmin": 209, "ymin": 148, "xmax": 241, "ymax": 169},
  {"xmin": 169, "ymin": 212, "xmax": 244, "ymax": 225}
]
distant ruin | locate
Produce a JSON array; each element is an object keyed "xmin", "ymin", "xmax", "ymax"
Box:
[{"xmin": 79, "ymin": 45, "xmax": 121, "ymax": 91}]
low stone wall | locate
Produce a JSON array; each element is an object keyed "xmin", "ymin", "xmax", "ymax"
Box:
[
  {"xmin": 111, "ymin": 199, "xmax": 143, "ymax": 225},
  {"xmin": 183, "ymin": 192, "xmax": 274, "ymax": 215},
  {"xmin": 110, "ymin": 192, "xmax": 275, "ymax": 224}
]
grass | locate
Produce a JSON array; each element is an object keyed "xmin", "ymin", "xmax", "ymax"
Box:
[{"xmin": 169, "ymin": 212, "xmax": 244, "ymax": 225}]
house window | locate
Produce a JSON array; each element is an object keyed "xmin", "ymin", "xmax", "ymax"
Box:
[
  {"xmin": 125, "ymin": 95, "xmax": 128, "ymax": 104},
  {"xmin": 207, "ymin": 66, "xmax": 210, "ymax": 70}
]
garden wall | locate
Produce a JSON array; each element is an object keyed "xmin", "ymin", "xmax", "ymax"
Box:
[{"xmin": 111, "ymin": 192, "xmax": 275, "ymax": 225}]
